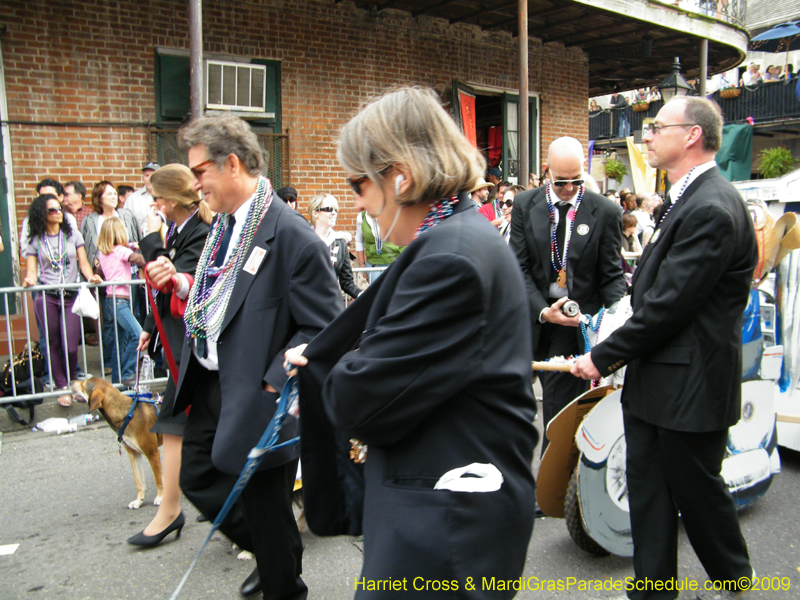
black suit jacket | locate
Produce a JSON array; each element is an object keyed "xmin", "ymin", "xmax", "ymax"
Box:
[
  {"xmin": 303, "ymin": 196, "xmax": 537, "ymax": 590},
  {"xmin": 592, "ymin": 167, "xmax": 757, "ymax": 431},
  {"xmin": 173, "ymin": 195, "xmax": 342, "ymax": 474},
  {"xmin": 329, "ymin": 236, "xmax": 360, "ymax": 299},
  {"xmin": 510, "ymin": 186, "xmax": 626, "ymax": 349},
  {"xmin": 139, "ymin": 212, "xmax": 210, "ymax": 364}
]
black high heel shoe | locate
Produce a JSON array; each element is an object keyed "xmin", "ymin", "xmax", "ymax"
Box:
[{"xmin": 127, "ymin": 512, "xmax": 185, "ymax": 547}]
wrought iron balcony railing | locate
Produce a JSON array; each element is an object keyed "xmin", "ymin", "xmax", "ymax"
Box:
[
  {"xmin": 589, "ymin": 79, "xmax": 800, "ymax": 142},
  {"xmin": 658, "ymin": 0, "xmax": 746, "ymax": 28}
]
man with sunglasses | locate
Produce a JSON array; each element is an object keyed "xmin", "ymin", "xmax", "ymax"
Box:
[
  {"xmin": 510, "ymin": 136, "xmax": 625, "ymax": 457},
  {"xmin": 162, "ymin": 113, "xmax": 341, "ymax": 600},
  {"xmin": 572, "ymin": 97, "xmax": 756, "ymax": 600}
]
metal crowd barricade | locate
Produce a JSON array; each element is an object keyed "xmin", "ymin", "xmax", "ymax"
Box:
[
  {"xmin": 0, "ymin": 280, "xmax": 168, "ymax": 408},
  {"xmin": 2, "ymin": 266, "xmax": 392, "ymax": 404},
  {"xmin": 346, "ymin": 265, "xmax": 388, "ymax": 308}
]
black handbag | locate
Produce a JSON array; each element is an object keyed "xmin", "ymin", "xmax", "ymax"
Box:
[
  {"xmin": 1, "ymin": 377, "xmax": 44, "ymax": 426},
  {"xmin": 1, "ymin": 343, "xmax": 46, "ymax": 426},
  {"xmin": 3, "ymin": 342, "xmax": 45, "ymax": 388}
]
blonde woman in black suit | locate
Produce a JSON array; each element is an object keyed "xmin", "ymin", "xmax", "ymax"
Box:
[
  {"xmin": 127, "ymin": 164, "xmax": 212, "ymax": 547},
  {"xmin": 286, "ymin": 87, "xmax": 537, "ymax": 598}
]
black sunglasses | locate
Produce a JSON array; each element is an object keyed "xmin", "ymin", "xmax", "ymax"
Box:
[
  {"xmin": 317, "ymin": 206, "xmax": 337, "ymax": 213},
  {"xmin": 347, "ymin": 176, "xmax": 369, "ymax": 196},
  {"xmin": 501, "ymin": 200, "xmax": 514, "ymax": 208},
  {"xmin": 47, "ymin": 207, "xmax": 63, "ymax": 215},
  {"xmin": 552, "ymin": 179, "xmax": 584, "ymax": 188}
]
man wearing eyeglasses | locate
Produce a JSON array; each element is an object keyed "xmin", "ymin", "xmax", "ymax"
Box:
[
  {"xmin": 572, "ymin": 97, "xmax": 756, "ymax": 599},
  {"xmin": 510, "ymin": 136, "xmax": 625, "ymax": 457},
  {"xmin": 158, "ymin": 113, "xmax": 340, "ymax": 600}
]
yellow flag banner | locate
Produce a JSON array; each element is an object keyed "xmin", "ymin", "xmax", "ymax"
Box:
[{"xmin": 625, "ymin": 136, "xmax": 656, "ymax": 194}]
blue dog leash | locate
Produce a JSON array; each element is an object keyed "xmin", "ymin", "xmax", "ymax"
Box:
[
  {"xmin": 116, "ymin": 350, "xmax": 159, "ymax": 443},
  {"xmin": 169, "ymin": 376, "xmax": 300, "ymax": 600},
  {"xmin": 116, "ymin": 393, "xmax": 160, "ymax": 443}
]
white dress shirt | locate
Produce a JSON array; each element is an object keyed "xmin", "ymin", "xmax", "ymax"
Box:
[{"xmin": 192, "ymin": 192, "xmax": 260, "ymax": 371}]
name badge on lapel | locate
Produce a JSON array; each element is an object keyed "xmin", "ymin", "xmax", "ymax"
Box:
[
  {"xmin": 577, "ymin": 224, "xmax": 590, "ymax": 236},
  {"xmin": 243, "ymin": 246, "xmax": 267, "ymax": 275}
]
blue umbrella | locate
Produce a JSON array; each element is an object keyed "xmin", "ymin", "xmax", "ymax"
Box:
[{"xmin": 749, "ymin": 21, "xmax": 800, "ymax": 74}]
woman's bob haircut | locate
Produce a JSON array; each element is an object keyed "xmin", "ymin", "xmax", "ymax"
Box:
[{"xmin": 337, "ymin": 86, "xmax": 485, "ymax": 207}]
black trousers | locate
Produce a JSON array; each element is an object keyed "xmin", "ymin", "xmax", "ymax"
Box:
[
  {"xmin": 535, "ymin": 320, "xmax": 589, "ymax": 454},
  {"xmin": 622, "ymin": 408, "xmax": 751, "ymax": 600},
  {"xmin": 181, "ymin": 369, "xmax": 307, "ymax": 600}
]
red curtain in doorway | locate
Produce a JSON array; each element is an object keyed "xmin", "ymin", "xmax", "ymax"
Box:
[
  {"xmin": 459, "ymin": 90, "xmax": 477, "ymax": 147},
  {"xmin": 487, "ymin": 126, "xmax": 502, "ymax": 168}
]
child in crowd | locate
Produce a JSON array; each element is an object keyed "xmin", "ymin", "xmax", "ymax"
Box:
[{"xmin": 96, "ymin": 217, "xmax": 145, "ymax": 384}]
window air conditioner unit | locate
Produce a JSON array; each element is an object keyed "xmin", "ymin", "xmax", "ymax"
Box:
[{"xmin": 206, "ymin": 60, "xmax": 266, "ymax": 112}]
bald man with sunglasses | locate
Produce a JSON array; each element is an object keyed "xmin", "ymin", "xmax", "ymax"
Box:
[{"xmin": 510, "ymin": 136, "xmax": 626, "ymax": 455}]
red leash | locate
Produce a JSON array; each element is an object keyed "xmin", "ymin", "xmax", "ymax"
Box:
[{"xmin": 144, "ymin": 270, "xmax": 180, "ymax": 378}]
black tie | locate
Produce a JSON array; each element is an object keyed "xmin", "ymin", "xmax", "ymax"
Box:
[
  {"xmin": 551, "ymin": 202, "xmax": 571, "ymax": 282},
  {"xmin": 556, "ymin": 202, "xmax": 570, "ymax": 251},
  {"xmin": 214, "ymin": 215, "xmax": 236, "ymax": 267}
]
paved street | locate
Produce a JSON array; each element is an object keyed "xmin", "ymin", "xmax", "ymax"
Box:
[{"xmin": 1, "ymin": 414, "xmax": 798, "ymax": 600}]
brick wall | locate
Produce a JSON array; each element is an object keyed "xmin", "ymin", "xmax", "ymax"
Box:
[{"xmin": 0, "ymin": 0, "xmax": 589, "ymax": 239}]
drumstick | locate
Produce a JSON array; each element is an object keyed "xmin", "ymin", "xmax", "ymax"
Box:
[
  {"xmin": 776, "ymin": 413, "xmax": 800, "ymax": 425},
  {"xmin": 532, "ymin": 361, "xmax": 574, "ymax": 372}
]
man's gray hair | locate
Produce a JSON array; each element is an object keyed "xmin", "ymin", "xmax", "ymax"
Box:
[
  {"xmin": 178, "ymin": 113, "xmax": 264, "ymax": 177},
  {"xmin": 679, "ymin": 96, "xmax": 723, "ymax": 153}
]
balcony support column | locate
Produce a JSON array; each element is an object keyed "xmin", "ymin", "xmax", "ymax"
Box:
[
  {"xmin": 189, "ymin": 0, "xmax": 203, "ymax": 121},
  {"xmin": 699, "ymin": 39, "xmax": 708, "ymax": 97},
  {"xmin": 519, "ymin": 0, "xmax": 529, "ymax": 186}
]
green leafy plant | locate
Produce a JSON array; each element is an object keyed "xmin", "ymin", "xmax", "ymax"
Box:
[
  {"xmin": 604, "ymin": 158, "xmax": 628, "ymax": 186},
  {"xmin": 758, "ymin": 147, "xmax": 799, "ymax": 179}
]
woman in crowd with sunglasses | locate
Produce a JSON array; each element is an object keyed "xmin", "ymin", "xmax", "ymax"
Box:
[
  {"xmin": 285, "ymin": 86, "xmax": 537, "ymax": 595},
  {"xmin": 308, "ymin": 193, "xmax": 361, "ymax": 300},
  {"xmin": 22, "ymin": 194, "xmax": 102, "ymax": 406},
  {"xmin": 498, "ymin": 184, "xmax": 526, "ymax": 243}
]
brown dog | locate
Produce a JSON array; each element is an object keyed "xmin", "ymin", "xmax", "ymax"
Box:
[{"xmin": 71, "ymin": 377, "xmax": 163, "ymax": 509}]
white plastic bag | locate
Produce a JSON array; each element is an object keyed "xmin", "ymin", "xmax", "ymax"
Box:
[
  {"xmin": 36, "ymin": 417, "xmax": 70, "ymax": 433},
  {"xmin": 71, "ymin": 284, "xmax": 100, "ymax": 320}
]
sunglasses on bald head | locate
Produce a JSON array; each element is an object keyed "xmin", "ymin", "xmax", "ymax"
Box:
[{"xmin": 552, "ymin": 179, "xmax": 584, "ymax": 188}]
